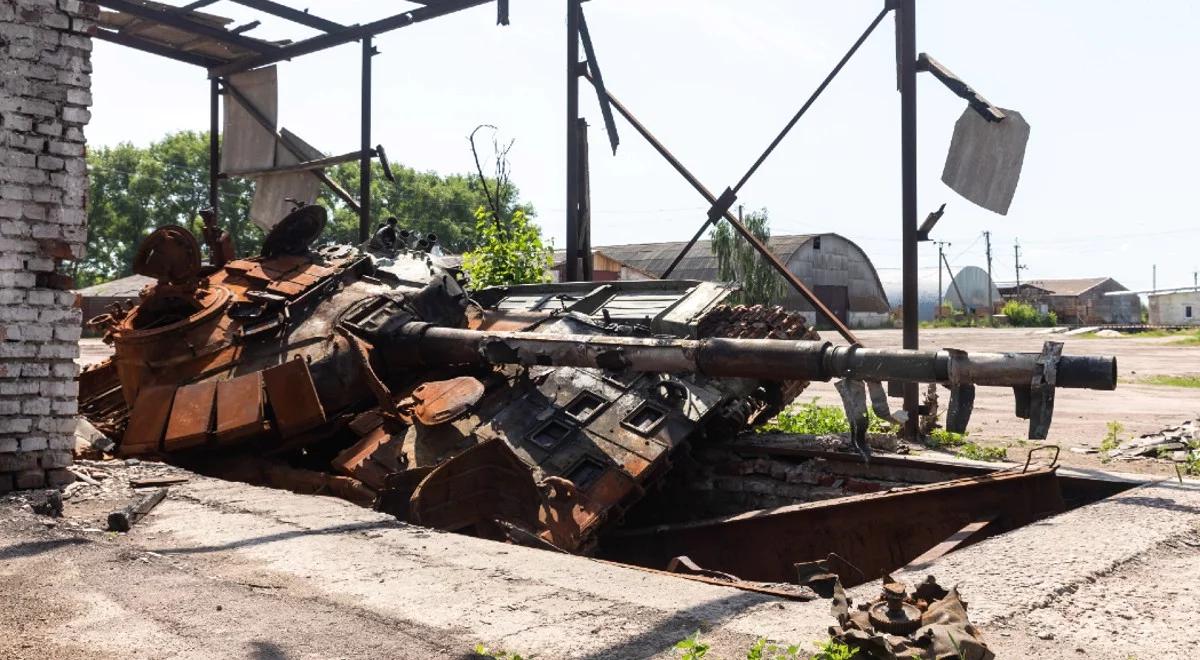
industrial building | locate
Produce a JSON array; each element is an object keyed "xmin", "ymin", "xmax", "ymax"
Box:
[
  {"xmin": 997, "ymin": 277, "xmax": 1140, "ymax": 324},
  {"xmin": 1148, "ymin": 289, "xmax": 1200, "ymax": 326},
  {"xmin": 944, "ymin": 265, "xmax": 1002, "ymax": 317},
  {"xmin": 553, "ymin": 234, "xmax": 891, "ymax": 328}
]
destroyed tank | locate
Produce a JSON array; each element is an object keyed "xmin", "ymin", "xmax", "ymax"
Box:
[{"xmin": 79, "ymin": 206, "xmax": 1118, "ymax": 553}]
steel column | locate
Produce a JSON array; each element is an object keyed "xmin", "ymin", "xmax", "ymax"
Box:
[
  {"xmin": 209, "ymin": 77, "xmax": 220, "ymax": 219},
  {"xmin": 564, "ymin": 0, "xmax": 581, "ymax": 281},
  {"xmin": 359, "ymin": 37, "xmax": 374, "ymax": 243},
  {"xmin": 898, "ymin": 0, "xmax": 920, "ymax": 438}
]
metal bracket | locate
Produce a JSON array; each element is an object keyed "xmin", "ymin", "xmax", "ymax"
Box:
[
  {"xmin": 916, "ymin": 53, "xmax": 1006, "ymax": 123},
  {"xmin": 946, "ymin": 384, "xmax": 976, "ymax": 434},
  {"xmin": 1027, "ymin": 341, "xmax": 1063, "ymax": 440},
  {"xmin": 867, "ymin": 380, "xmax": 905, "ymax": 425},
  {"xmin": 834, "ymin": 379, "xmax": 870, "ymax": 459},
  {"xmin": 1022, "ymin": 445, "xmax": 1061, "ymax": 473}
]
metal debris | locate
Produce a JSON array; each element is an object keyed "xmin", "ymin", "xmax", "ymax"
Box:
[
  {"xmin": 77, "ymin": 207, "xmax": 1118, "ymax": 570},
  {"xmin": 830, "ymin": 575, "xmax": 994, "ymax": 659}
]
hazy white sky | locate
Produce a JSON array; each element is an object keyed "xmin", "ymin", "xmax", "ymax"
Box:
[{"xmin": 88, "ymin": 1, "xmax": 1200, "ymax": 293}]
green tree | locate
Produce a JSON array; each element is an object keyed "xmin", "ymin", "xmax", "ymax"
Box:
[
  {"xmin": 461, "ymin": 207, "xmax": 553, "ymax": 288},
  {"xmin": 711, "ymin": 208, "xmax": 783, "ymax": 306},
  {"xmin": 81, "ymin": 130, "xmax": 528, "ymax": 287},
  {"xmin": 82, "ymin": 130, "xmax": 256, "ymax": 286},
  {"xmin": 319, "ymin": 162, "xmax": 525, "ymax": 253}
]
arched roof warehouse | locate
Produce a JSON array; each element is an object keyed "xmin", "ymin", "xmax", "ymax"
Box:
[{"xmin": 594, "ymin": 233, "xmax": 891, "ymax": 323}]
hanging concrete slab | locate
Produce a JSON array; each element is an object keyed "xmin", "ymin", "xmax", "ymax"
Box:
[
  {"xmin": 221, "ymin": 66, "xmax": 278, "ymax": 173},
  {"xmin": 941, "ymin": 107, "xmax": 1030, "ymax": 215},
  {"xmin": 248, "ymin": 128, "xmax": 324, "ymax": 230}
]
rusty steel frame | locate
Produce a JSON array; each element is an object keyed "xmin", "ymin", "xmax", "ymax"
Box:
[
  {"xmin": 601, "ymin": 466, "xmax": 1066, "ymax": 586},
  {"xmin": 580, "ymin": 71, "xmax": 860, "ymax": 345}
]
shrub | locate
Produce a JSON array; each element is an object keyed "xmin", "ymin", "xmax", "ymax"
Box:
[{"xmin": 1001, "ymin": 300, "xmax": 1057, "ymax": 327}]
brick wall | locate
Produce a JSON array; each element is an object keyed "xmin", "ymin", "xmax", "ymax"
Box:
[{"xmin": 0, "ymin": 0, "xmax": 93, "ymax": 491}]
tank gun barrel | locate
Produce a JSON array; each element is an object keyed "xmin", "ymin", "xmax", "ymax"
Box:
[{"xmin": 387, "ymin": 323, "xmax": 1116, "ymax": 390}]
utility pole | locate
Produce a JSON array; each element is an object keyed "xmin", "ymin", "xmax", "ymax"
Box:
[
  {"xmin": 933, "ymin": 240, "xmax": 950, "ymax": 311},
  {"xmin": 738, "ymin": 204, "xmax": 743, "ymax": 223},
  {"xmin": 984, "ymin": 231, "xmax": 994, "ymax": 320},
  {"xmin": 1194, "ymin": 269, "xmax": 1197, "ymax": 291},
  {"xmin": 1152, "ymin": 264, "xmax": 1157, "ymax": 293},
  {"xmin": 1014, "ymin": 239, "xmax": 1027, "ymax": 287}
]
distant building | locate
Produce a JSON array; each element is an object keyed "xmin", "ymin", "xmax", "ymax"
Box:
[
  {"xmin": 75, "ymin": 274, "xmax": 154, "ymax": 329},
  {"xmin": 552, "ymin": 233, "xmax": 891, "ymax": 329},
  {"xmin": 944, "ymin": 265, "xmax": 1002, "ymax": 316},
  {"xmin": 997, "ymin": 277, "xmax": 1139, "ymax": 324},
  {"xmin": 1148, "ymin": 290, "xmax": 1200, "ymax": 326}
]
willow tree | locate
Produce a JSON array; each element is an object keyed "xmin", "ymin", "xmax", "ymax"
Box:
[{"xmin": 710, "ymin": 209, "xmax": 782, "ymax": 306}]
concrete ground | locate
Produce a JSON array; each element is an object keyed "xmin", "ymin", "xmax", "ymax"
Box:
[{"xmin": 3, "ymin": 459, "xmax": 1200, "ymax": 659}]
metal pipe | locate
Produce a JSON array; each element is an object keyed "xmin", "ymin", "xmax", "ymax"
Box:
[
  {"xmin": 565, "ymin": 0, "xmax": 581, "ymax": 281},
  {"xmin": 382, "ymin": 324, "xmax": 1117, "ymax": 391},
  {"xmin": 897, "ymin": 0, "xmax": 920, "ymax": 438},
  {"xmin": 360, "ymin": 37, "xmax": 373, "ymax": 243}
]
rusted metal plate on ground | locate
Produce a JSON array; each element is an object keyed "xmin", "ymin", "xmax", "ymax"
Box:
[
  {"xmin": 409, "ymin": 438, "xmax": 541, "ymax": 537},
  {"xmin": 409, "ymin": 376, "xmax": 484, "ymax": 426},
  {"xmin": 600, "ymin": 467, "xmax": 1065, "ymax": 586},
  {"xmin": 121, "ymin": 384, "xmax": 176, "ymax": 455},
  {"xmin": 214, "ymin": 371, "xmax": 265, "ymax": 445},
  {"xmin": 163, "ymin": 380, "xmax": 217, "ymax": 451},
  {"xmin": 262, "ymin": 359, "xmax": 326, "ymax": 437}
]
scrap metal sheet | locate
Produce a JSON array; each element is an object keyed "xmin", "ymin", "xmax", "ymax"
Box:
[
  {"xmin": 249, "ymin": 128, "xmax": 324, "ymax": 230},
  {"xmin": 941, "ymin": 107, "xmax": 1030, "ymax": 215},
  {"xmin": 221, "ymin": 66, "xmax": 278, "ymax": 173}
]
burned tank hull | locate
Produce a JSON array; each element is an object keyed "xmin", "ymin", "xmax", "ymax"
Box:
[{"xmin": 79, "ymin": 207, "xmax": 1118, "ymax": 554}]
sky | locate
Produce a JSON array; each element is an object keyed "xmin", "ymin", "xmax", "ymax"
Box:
[{"xmin": 87, "ymin": 0, "xmax": 1200, "ymax": 297}]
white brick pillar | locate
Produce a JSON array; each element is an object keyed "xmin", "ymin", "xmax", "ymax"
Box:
[{"xmin": 0, "ymin": 0, "xmax": 93, "ymax": 491}]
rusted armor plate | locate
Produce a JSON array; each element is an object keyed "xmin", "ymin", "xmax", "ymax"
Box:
[
  {"xmin": 121, "ymin": 384, "xmax": 176, "ymax": 456},
  {"xmin": 409, "ymin": 438, "xmax": 541, "ymax": 537},
  {"xmin": 163, "ymin": 380, "xmax": 217, "ymax": 451},
  {"xmin": 409, "ymin": 376, "xmax": 485, "ymax": 426},
  {"xmin": 214, "ymin": 371, "xmax": 265, "ymax": 445},
  {"xmin": 262, "ymin": 359, "xmax": 326, "ymax": 437}
]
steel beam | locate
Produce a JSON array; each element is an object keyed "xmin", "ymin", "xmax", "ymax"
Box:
[
  {"xmin": 93, "ymin": 0, "xmax": 277, "ymax": 54},
  {"xmin": 209, "ymin": 77, "xmax": 220, "ymax": 220},
  {"xmin": 564, "ymin": 0, "xmax": 581, "ymax": 281},
  {"xmin": 581, "ymin": 72, "xmax": 859, "ymax": 345},
  {"xmin": 227, "ymin": 0, "xmax": 346, "ymax": 33},
  {"xmin": 92, "ymin": 28, "xmax": 224, "ymax": 68},
  {"xmin": 360, "ymin": 37, "xmax": 374, "ymax": 243},
  {"xmin": 898, "ymin": 0, "xmax": 920, "ymax": 438},
  {"xmin": 208, "ymin": 0, "xmax": 495, "ymax": 78}
]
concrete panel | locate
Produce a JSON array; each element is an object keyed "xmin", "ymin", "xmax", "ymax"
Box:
[{"xmin": 221, "ymin": 66, "xmax": 278, "ymax": 173}]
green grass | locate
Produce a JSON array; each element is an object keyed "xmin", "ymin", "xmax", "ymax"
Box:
[
  {"xmin": 676, "ymin": 634, "xmax": 857, "ymax": 660},
  {"xmin": 924, "ymin": 428, "xmax": 1008, "ymax": 462},
  {"xmin": 760, "ymin": 399, "xmax": 898, "ymax": 436},
  {"xmin": 1140, "ymin": 374, "xmax": 1200, "ymax": 388}
]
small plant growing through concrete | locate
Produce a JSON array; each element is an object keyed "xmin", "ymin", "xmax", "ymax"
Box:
[
  {"xmin": 674, "ymin": 633, "xmax": 858, "ymax": 660},
  {"xmin": 1099, "ymin": 421, "xmax": 1124, "ymax": 457},
  {"xmin": 471, "ymin": 643, "xmax": 525, "ymax": 660},
  {"xmin": 674, "ymin": 631, "xmax": 710, "ymax": 659}
]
